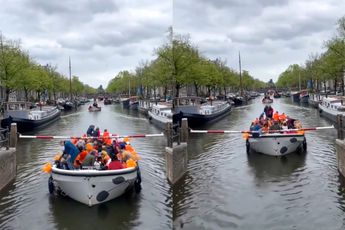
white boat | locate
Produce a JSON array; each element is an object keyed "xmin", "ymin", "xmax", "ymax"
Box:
[
  {"xmin": 318, "ymin": 96, "xmax": 345, "ymax": 123},
  {"xmin": 88, "ymin": 106, "xmax": 102, "ymax": 112},
  {"xmin": 308, "ymin": 94, "xmax": 323, "ymax": 108},
  {"xmin": 262, "ymin": 98, "xmax": 273, "ymax": 104},
  {"xmin": 247, "ymin": 132, "xmax": 306, "ymax": 156},
  {"xmin": 148, "ymin": 103, "xmax": 173, "ymax": 129},
  {"xmin": 50, "ymin": 165, "xmax": 141, "ymax": 206}
]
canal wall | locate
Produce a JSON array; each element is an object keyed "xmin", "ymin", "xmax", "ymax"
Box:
[
  {"xmin": 0, "ymin": 123, "xmax": 18, "ymax": 191},
  {"xmin": 0, "ymin": 148, "xmax": 16, "ymax": 190},
  {"xmin": 336, "ymin": 115, "xmax": 345, "ymax": 177},
  {"xmin": 165, "ymin": 118, "xmax": 188, "ymax": 184}
]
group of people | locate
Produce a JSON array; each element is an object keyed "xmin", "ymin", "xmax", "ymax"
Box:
[
  {"xmin": 249, "ymin": 105, "xmax": 302, "ymax": 135},
  {"xmin": 56, "ymin": 125, "xmax": 139, "ymax": 170}
]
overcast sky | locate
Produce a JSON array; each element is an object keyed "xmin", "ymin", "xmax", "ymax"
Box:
[
  {"xmin": 174, "ymin": 0, "xmax": 345, "ymax": 82},
  {"xmin": 0, "ymin": 0, "xmax": 171, "ymax": 88},
  {"xmin": 0, "ymin": 0, "xmax": 344, "ymax": 88}
]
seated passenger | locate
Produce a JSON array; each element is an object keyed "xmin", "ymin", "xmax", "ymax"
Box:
[
  {"xmin": 86, "ymin": 125, "xmax": 95, "ymax": 137},
  {"xmin": 94, "ymin": 156, "xmax": 106, "ymax": 170},
  {"xmin": 270, "ymin": 121, "xmax": 282, "ymax": 132},
  {"xmin": 108, "ymin": 155, "xmax": 124, "ymax": 170},
  {"xmin": 81, "ymin": 151, "xmax": 96, "ymax": 167}
]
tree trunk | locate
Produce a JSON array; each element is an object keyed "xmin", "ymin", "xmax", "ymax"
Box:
[
  {"xmin": 175, "ymin": 83, "xmax": 180, "ymax": 98},
  {"xmin": 163, "ymin": 85, "xmax": 167, "ymax": 101},
  {"xmin": 5, "ymin": 88, "xmax": 10, "ymax": 102},
  {"xmin": 194, "ymin": 82, "xmax": 199, "ymax": 97},
  {"xmin": 24, "ymin": 88, "xmax": 28, "ymax": 102}
]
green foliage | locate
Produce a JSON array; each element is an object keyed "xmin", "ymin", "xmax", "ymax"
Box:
[
  {"xmin": 106, "ymin": 31, "xmax": 267, "ymax": 97},
  {"xmin": 0, "ymin": 33, "xmax": 96, "ymax": 101},
  {"xmin": 278, "ymin": 15, "xmax": 345, "ymax": 90}
]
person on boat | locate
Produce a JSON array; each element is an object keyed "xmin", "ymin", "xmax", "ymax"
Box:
[
  {"xmin": 108, "ymin": 154, "xmax": 124, "ymax": 170},
  {"xmin": 286, "ymin": 116, "xmax": 296, "ymax": 129},
  {"xmin": 265, "ymin": 106, "xmax": 274, "ymax": 119},
  {"xmin": 281, "ymin": 122, "xmax": 288, "ymax": 130},
  {"xmin": 86, "ymin": 125, "xmax": 95, "ymax": 137},
  {"xmin": 250, "ymin": 120, "xmax": 262, "ymax": 137},
  {"xmin": 94, "ymin": 156, "xmax": 107, "ymax": 170},
  {"xmin": 262, "ymin": 123, "xmax": 270, "ymax": 133},
  {"xmin": 61, "ymin": 140, "xmax": 80, "ymax": 169},
  {"xmin": 74, "ymin": 148, "xmax": 88, "ymax": 169},
  {"xmin": 279, "ymin": 113, "xmax": 287, "ymax": 122},
  {"xmin": 273, "ymin": 111, "xmax": 280, "ymax": 121},
  {"xmin": 92, "ymin": 127, "xmax": 100, "ymax": 137},
  {"xmin": 81, "ymin": 150, "xmax": 96, "ymax": 167},
  {"xmin": 270, "ymin": 120, "xmax": 282, "ymax": 132},
  {"xmin": 100, "ymin": 150, "xmax": 111, "ymax": 166},
  {"xmin": 103, "ymin": 129, "xmax": 112, "ymax": 145}
]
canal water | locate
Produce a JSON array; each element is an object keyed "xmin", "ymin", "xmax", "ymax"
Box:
[{"xmin": 0, "ymin": 97, "xmax": 344, "ymax": 230}]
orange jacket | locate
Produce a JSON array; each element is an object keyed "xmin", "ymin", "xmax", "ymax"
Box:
[
  {"xmin": 273, "ymin": 112, "xmax": 279, "ymax": 121},
  {"xmin": 103, "ymin": 131, "xmax": 112, "ymax": 145},
  {"xmin": 279, "ymin": 113, "xmax": 286, "ymax": 121},
  {"xmin": 74, "ymin": 150, "xmax": 88, "ymax": 167}
]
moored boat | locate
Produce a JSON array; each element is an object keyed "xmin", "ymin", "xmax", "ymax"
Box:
[
  {"xmin": 1, "ymin": 101, "xmax": 61, "ymax": 132},
  {"xmin": 173, "ymin": 97, "xmax": 232, "ymax": 128},
  {"xmin": 308, "ymin": 94, "xmax": 322, "ymax": 108},
  {"xmin": 299, "ymin": 90, "xmax": 309, "ymax": 104},
  {"xmin": 148, "ymin": 103, "xmax": 173, "ymax": 129},
  {"xmin": 318, "ymin": 96, "xmax": 345, "ymax": 123}
]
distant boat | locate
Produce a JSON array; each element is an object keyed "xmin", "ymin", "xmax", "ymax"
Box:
[
  {"xmin": 1, "ymin": 101, "xmax": 60, "ymax": 132},
  {"xmin": 299, "ymin": 90, "xmax": 309, "ymax": 104},
  {"xmin": 122, "ymin": 96, "xmax": 139, "ymax": 110},
  {"xmin": 291, "ymin": 91, "xmax": 300, "ymax": 102},
  {"xmin": 88, "ymin": 106, "xmax": 101, "ymax": 112}
]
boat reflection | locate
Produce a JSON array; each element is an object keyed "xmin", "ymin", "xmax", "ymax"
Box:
[
  {"xmin": 247, "ymin": 151, "xmax": 307, "ymax": 183},
  {"xmin": 49, "ymin": 192, "xmax": 142, "ymax": 229}
]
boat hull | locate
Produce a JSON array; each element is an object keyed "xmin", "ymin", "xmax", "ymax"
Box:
[
  {"xmin": 300, "ymin": 95, "xmax": 309, "ymax": 103},
  {"xmin": 318, "ymin": 104, "xmax": 340, "ymax": 123},
  {"xmin": 178, "ymin": 105, "xmax": 231, "ymax": 128},
  {"xmin": 262, "ymin": 99, "xmax": 273, "ymax": 104},
  {"xmin": 51, "ymin": 166, "xmax": 139, "ymax": 206},
  {"xmin": 148, "ymin": 110, "xmax": 171, "ymax": 129},
  {"xmin": 88, "ymin": 107, "xmax": 101, "ymax": 112},
  {"xmin": 248, "ymin": 134, "xmax": 305, "ymax": 156}
]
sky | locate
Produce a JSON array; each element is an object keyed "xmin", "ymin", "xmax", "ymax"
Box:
[
  {"xmin": 0, "ymin": 0, "xmax": 344, "ymax": 88},
  {"xmin": 174, "ymin": 0, "xmax": 345, "ymax": 82}
]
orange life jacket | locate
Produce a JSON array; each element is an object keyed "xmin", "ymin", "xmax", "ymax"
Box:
[
  {"xmin": 273, "ymin": 112, "xmax": 279, "ymax": 121},
  {"xmin": 74, "ymin": 150, "xmax": 88, "ymax": 167}
]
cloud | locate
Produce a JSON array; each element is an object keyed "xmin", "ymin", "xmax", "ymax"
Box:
[
  {"xmin": 0, "ymin": 0, "xmax": 343, "ymax": 87},
  {"xmin": 0, "ymin": 0, "xmax": 171, "ymax": 87},
  {"xmin": 174, "ymin": 0, "xmax": 344, "ymax": 82}
]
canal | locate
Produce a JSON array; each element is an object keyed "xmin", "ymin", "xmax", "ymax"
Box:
[{"xmin": 0, "ymin": 97, "xmax": 344, "ymax": 230}]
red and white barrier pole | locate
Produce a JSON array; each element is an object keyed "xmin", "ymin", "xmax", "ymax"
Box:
[
  {"xmin": 190, "ymin": 125, "xmax": 334, "ymax": 134},
  {"xmin": 19, "ymin": 133, "xmax": 164, "ymax": 139}
]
